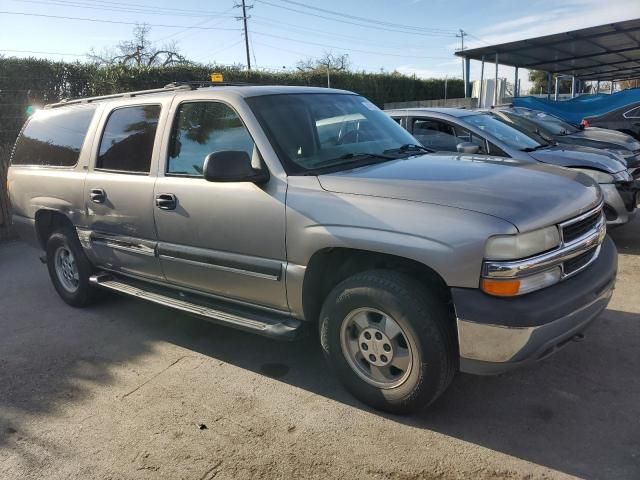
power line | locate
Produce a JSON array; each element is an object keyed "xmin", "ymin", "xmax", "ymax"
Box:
[
  {"xmin": 466, "ymin": 32, "xmax": 491, "ymax": 46},
  {"xmin": 9, "ymin": 0, "xmax": 237, "ymax": 18},
  {"xmin": 251, "ymin": 16, "xmax": 442, "ymax": 51},
  {"xmin": 253, "ymin": 0, "xmax": 456, "ymax": 37},
  {"xmin": 154, "ymin": 6, "xmax": 237, "ymax": 43},
  {"xmin": 45, "ymin": 0, "xmax": 235, "ymax": 16},
  {"xmin": 251, "ymin": 30, "xmax": 452, "ymax": 60},
  {"xmin": 194, "ymin": 38, "xmax": 245, "ymax": 63},
  {"xmin": 0, "ymin": 10, "xmax": 243, "ymax": 30},
  {"xmin": 0, "ymin": 48, "xmax": 85, "ymax": 57},
  {"xmin": 268, "ymin": 0, "xmax": 457, "ymax": 34}
]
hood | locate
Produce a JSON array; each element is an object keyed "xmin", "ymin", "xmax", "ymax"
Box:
[
  {"xmin": 529, "ymin": 144, "xmax": 627, "ymax": 173},
  {"xmin": 317, "ymin": 154, "xmax": 602, "ymax": 232},
  {"xmin": 566, "ymin": 127, "xmax": 640, "ymax": 152}
]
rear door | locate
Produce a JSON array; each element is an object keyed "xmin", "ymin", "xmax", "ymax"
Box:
[
  {"xmin": 82, "ymin": 102, "xmax": 166, "ymax": 280},
  {"xmin": 152, "ymin": 99, "xmax": 288, "ymax": 310}
]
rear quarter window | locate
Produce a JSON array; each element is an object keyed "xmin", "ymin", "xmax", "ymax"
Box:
[{"xmin": 11, "ymin": 106, "xmax": 96, "ymax": 167}]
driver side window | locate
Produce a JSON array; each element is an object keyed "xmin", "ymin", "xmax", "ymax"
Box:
[
  {"xmin": 412, "ymin": 118, "xmax": 487, "ymax": 153},
  {"xmin": 167, "ymin": 101, "xmax": 255, "ymax": 176},
  {"xmin": 412, "ymin": 118, "xmax": 459, "ymax": 151}
]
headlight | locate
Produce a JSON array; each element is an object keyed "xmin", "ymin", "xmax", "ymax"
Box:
[
  {"xmin": 485, "ymin": 225, "xmax": 560, "ymax": 260},
  {"xmin": 572, "ymin": 168, "xmax": 614, "ymax": 184}
]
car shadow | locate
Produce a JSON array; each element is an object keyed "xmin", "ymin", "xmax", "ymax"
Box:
[{"xmin": 2, "ymin": 240, "xmax": 640, "ymax": 478}]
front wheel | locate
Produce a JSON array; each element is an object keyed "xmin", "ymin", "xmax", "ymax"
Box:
[
  {"xmin": 319, "ymin": 270, "xmax": 456, "ymax": 414},
  {"xmin": 46, "ymin": 228, "xmax": 101, "ymax": 307}
]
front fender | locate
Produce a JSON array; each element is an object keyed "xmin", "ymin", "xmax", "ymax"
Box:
[{"xmin": 284, "ymin": 177, "xmax": 516, "ymax": 317}]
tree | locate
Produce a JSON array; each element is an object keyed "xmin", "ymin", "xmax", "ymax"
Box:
[
  {"xmin": 88, "ymin": 24, "xmax": 190, "ymax": 67},
  {"xmin": 528, "ymin": 70, "xmax": 575, "ymax": 95},
  {"xmin": 617, "ymin": 79, "xmax": 640, "ymax": 90},
  {"xmin": 296, "ymin": 52, "xmax": 351, "ymax": 73}
]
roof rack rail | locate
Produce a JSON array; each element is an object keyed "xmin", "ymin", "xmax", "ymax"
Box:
[
  {"xmin": 45, "ymin": 80, "xmax": 252, "ymax": 109},
  {"xmin": 45, "ymin": 83, "xmax": 194, "ymax": 109},
  {"xmin": 164, "ymin": 80, "xmax": 251, "ymax": 88}
]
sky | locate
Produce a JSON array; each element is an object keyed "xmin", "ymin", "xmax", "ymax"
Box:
[{"xmin": 2, "ymin": 0, "xmax": 640, "ymax": 93}]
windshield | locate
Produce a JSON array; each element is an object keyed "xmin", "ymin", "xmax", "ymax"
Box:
[
  {"xmin": 494, "ymin": 111, "xmax": 555, "ymax": 142},
  {"xmin": 246, "ymin": 93, "xmax": 419, "ymax": 174},
  {"xmin": 461, "ymin": 112, "xmax": 547, "ymax": 151},
  {"xmin": 511, "ymin": 108, "xmax": 579, "ymax": 135}
]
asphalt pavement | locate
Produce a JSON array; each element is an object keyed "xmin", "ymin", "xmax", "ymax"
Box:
[{"xmin": 1, "ymin": 219, "xmax": 639, "ymax": 479}]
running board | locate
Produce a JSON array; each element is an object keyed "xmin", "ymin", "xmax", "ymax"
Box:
[{"xmin": 89, "ymin": 273, "xmax": 302, "ymax": 340}]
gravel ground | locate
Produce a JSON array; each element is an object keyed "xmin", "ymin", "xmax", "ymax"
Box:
[{"xmin": 0, "ymin": 219, "xmax": 639, "ymax": 480}]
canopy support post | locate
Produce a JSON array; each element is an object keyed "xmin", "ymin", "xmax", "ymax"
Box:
[
  {"xmin": 554, "ymin": 76, "xmax": 560, "ymax": 101},
  {"xmin": 478, "ymin": 55, "xmax": 485, "ymax": 108},
  {"xmin": 571, "ymin": 76, "xmax": 577, "ymax": 98},
  {"xmin": 596, "ymin": 80, "xmax": 600, "ymax": 94},
  {"xmin": 494, "ymin": 53, "xmax": 499, "ymax": 106},
  {"xmin": 546, "ymin": 72, "xmax": 552, "ymax": 100},
  {"xmin": 514, "ymin": 66, "xmax": 519, "ymax": 98},
  {"xmin": 464, "ymin": 56, "xmax": 471, "ymax": 98}
]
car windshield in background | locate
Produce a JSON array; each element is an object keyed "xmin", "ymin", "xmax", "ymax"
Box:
[
  {"xmin": 461, "ymin": 113, "xmax": 547, "ymax": 151},
  {"xmin": 246, "ymin": 93, "xmax": 419, "ymax": 174},
  {"xmin": 511, "ymin": 108, "xmax": 579, "ymax": 136}
]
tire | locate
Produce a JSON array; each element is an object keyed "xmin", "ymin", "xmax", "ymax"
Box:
[
  {"xmin": 319, "ymin": 270, "xmax": 456, "ymax": 414},
  {"xmin": 46, "ymin": 227, "xmax": 101, "ymax": 307}
]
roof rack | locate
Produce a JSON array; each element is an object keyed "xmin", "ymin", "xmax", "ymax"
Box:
[
  {"xmin": 45, "ymin": 80, "xmax": 250, "ymax": 109},
  {"xmin": 164, "ymin": 80, "xmax": 251, "ymax": 88}
]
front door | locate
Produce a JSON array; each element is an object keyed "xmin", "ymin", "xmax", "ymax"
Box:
[
  {"xmin": 152, "ymin": 100, "xmax": 288, "ymax": 311},
  {"xmin": 83, "ymin": 103, "xmax": 164, "ymax": 280}
]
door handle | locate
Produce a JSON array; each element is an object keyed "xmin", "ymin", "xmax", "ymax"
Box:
[
  {"xmin": 155, "ymin": 193, "xmax": 177, "ymax": 210},
  {"xmin": 90, "ymin": 188, "xmax": 106, "ymax": 204}
]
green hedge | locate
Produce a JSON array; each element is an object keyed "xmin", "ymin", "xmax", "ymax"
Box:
[{"xmin": 0, "ymin": 58, "xmax": 462, "ymax": 144}]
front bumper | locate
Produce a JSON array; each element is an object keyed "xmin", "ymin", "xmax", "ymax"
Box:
[
  {"xmin": 602, "ymin": 183, "xmax": 638, "ymax": 226},
  {"xmin": 454, "ymin": 235, "xmax": 617, "ymax": 375}
]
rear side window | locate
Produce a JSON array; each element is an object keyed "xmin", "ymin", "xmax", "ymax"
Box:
[
  {"xmin": 97, "ymin": 105, "xmax": 161, "ymax": 173},
  {"xmin": 11, "ymin": 106, "xmax": 96, "ymax": 167}
]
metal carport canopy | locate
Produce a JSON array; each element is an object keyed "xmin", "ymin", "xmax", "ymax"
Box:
[{"xmin": 456, "ymin": 18, "xmax": 640, "ymax": 82}]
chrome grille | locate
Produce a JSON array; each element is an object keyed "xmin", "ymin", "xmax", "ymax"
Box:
[
  {"xmin": 561, "ymin": 209, "xmax": 602, "ymax": 244},
  {"xmin": 563, "ymin": 246, "xmax": 599, "ymax": 275}
]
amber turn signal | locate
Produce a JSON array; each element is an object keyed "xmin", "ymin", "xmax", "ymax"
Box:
[{"xmin": 481, "ymin": 278, "xmax": 521, "ymax": 297}]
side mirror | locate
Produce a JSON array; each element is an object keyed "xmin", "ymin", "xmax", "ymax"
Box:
[
  {"xmin": 456, "ymin": 142, "xmax": 481, "ymax": 154},
  {"xmin": 203, "ymin": 151, "xmax": 269, "ymax": 184}
]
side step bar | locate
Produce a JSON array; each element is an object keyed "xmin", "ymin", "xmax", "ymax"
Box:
[{"xmin": 89, "ymin": 273, "xmax": 303, "ymax": 340}]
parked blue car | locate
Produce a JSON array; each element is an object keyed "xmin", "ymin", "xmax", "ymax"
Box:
[{"xmin": 513, "ymin": 88, "xmax": 640, "ymax": 126}]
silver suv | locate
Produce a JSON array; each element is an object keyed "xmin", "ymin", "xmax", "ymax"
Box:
[{"xmin": 8, "ymin": 84, "xmax": 617, "ymax": 413}]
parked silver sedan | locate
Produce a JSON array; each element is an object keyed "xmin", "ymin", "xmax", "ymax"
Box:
[{"xmin": 387, "ymin": 107, "xmax": 639, "ymax": 226}]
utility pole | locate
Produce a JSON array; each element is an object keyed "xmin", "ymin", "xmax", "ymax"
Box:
[
  {"xmin": 235, "ymin": 1, "xmax": 253, "ymax": 71},
  {"xmin": 455, "ymin": 29, "xmax": 467, "ymax": 95}
]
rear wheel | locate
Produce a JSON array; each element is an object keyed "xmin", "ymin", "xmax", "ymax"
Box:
[
  {"xmin": 46, "ymin": 228, "xmax": 101, "ymax": 307},
  {"xmin": 319, "ymin": 270, "xmax": 456, "ymax": 414}
]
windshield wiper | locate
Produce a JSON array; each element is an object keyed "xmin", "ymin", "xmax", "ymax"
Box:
[
  {"xmin": 308, "ymin": 152, "xmax": 397, "ymax": 172},
  {"xmin": 521, "ymin": 144, "xmax": 549, "ymax": 152},
  {"xmin": 384, "ymin": 143, "xmax": 434, "ymax": 154}
]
